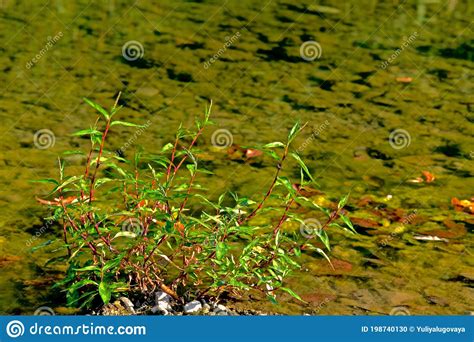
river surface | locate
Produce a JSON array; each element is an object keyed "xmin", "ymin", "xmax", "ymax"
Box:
[{"xmin": 0, "ymin": 0, "xmax": 473, "ymax": 314}]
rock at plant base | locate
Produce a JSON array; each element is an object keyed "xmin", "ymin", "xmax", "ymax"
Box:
[
  {"xmin": 155, "ymin": 291, "xmax": 172, "ymax": 303},
  {"xmin": 216, "ymin": 304, "xmax": 227, "ymax": 312},
  {"xmin": 151, "ymin": 291, "xmax": 174, "ymax": 314},
  {"xmin": 151, "ymin": 300, "xmax": 172, "ymax": 315},
  {"xmin": 184, "ymin": 300, "xmax": 202, "ymax": 314},
  {"xmin": 118, "ymin": 297, "xmax": 135, "ymax": 314}
]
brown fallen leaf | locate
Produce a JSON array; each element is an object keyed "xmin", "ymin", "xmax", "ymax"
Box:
[
  {"xmin": 357, "ymin": 196, "xmax": 374, "ymax": 207},
  {"xmin": 451, "ymin": 197, "xmax": 474, "ymax": 214},
  {"xmin": 292, "ymin": 183, "xmax": 324, "ymax": 197},
  {"xmin": 422, "ymin": 170, "xmax": 435, "ymax": 182},
  {"xmin": 36, "ymin": 196, "xmax": 79, "ymax": 206},
  {"xmin": 245, "ymin": 148, "xmax": 263, "ymax": 159},
  {"xmin": 408, "ymin": 170, "xmax": 435, "ymax": 184},
  {"xmin": 0, "ymin": 255, "xmax": 21, "ymax": 268},
  {"xmin": 227, "ymin": 145, "xmax": 263, "ymax": 161},
  {"xmin": 301, "ymin": 292, "xmax": 337, "ymax": 306},
  {"xmin": 350, "ymin": 217, "xmax": 380, "ymax": 229},
  {"xmin": 396, "ymin": 76, "xmax": 413, "ymax": 83}
]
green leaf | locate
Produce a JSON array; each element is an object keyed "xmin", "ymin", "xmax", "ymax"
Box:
[
  {"xmin": 84, "ymin": 98, "xmax": 110, "ymax": 120},
  {"xmin": 264, "ymin": 142, "xmax": 285, "ymax": 149},
  {"xmin": 293, "ymin": 247, "xmax": 301, "ymax": 257},
  {"xmin": 74, "ymin": 265, "xmax": 100, "ymax": 272},
  {"xmin": 31, "ymin": 178, "xmax": 59, "ymax": 185},
  {"xmin": 112, "ymin": 231, "xmax": 137, "ymax": 239},
  {"xmin": 315, "ymin": 247, "xmax": 332, "ymax": 266},
  {"xmin": 267, "ymin": 294, "xmax": 278, "ymax": 304},
  {"xmin": 110, "ymin": 121, "xmax": 146, "ymax": 128},
  {"xmin": 72, "ymin": 129, "xmax": 102, "ymax": 137},
  {"xmin": 99, "ymin": 281, "xmax": 112, "ymax": 304},
  {"xmin": 186, "ymin": 163, "xmax": 196, "ymax": 175},
  {"xmin": 290, "ymin": 152, "xmax": 316, "ymax": 183},
  {"xmin": 288, "ymin": 122, "xmax": 301, "ymax": 143},
  {"xmin": 54, "ymin": 175, "xmax": 81, "ymax": 192},
  {"xmin": 161, "ymin": 143, "xmax": 174, "ymax": 152},
  {"xmin": 280, "ymin": 287, "xmax": 304, "ymax": 302},
  {"xmin": 340, "ymin": 214, "xmax": 356, "ymax": 234},
  {"xmin": 62, "ymin": 150, "xmax": 85, "ymax": 156},
  {"xmin": 264, "ymin": 149, "xmax": 281, "ymax": 161},
  {"xmin": 216, "ymin": 242, "xmax": 228, "ymax": 260},
  {"xmin": 102, "ymin": 257, "xmax": 123, "ymax": 273},
  {"xmin": 68, "ymin": 279, "xmax": 98, "ymax": 294},
  {"xmin": 338, "ymin": 194, "xmax": 349, "ymax": 209},
  {"xmin": 317, "ymin": 229, "xmax": 331, "ymax": 251}
]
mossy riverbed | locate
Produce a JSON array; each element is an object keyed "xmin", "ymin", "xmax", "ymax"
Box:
[{"xmin": 0, "ymin": 0, "xmax": 473, "ymax": 314}]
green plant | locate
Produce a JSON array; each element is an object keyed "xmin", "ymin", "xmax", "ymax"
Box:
[{"xmin": 36, "ymin": 94, "xmax": 355, "ymax": 309}]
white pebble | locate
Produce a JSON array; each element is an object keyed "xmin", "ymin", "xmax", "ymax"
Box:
[{"xmin": 184, "ymin": 300, "xmax": 202, "ymax": 313}]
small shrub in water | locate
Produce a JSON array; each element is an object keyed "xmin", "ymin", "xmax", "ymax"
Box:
[{"xmin": 36, "ymin": 94, "xmax": 355, "ymax": 309}]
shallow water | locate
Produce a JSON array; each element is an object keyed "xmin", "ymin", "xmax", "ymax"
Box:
[{"xmin": 0, "ymin": 0, "xmax": 473, "ymax": 314}]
